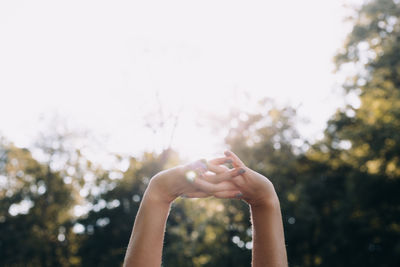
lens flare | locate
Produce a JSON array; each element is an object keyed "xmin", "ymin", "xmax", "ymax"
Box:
[{"xmin": 185, "ymin": 170, "xmax": 197, "ymax": 182}]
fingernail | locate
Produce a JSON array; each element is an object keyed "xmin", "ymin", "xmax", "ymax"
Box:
[
  {"xmin": 224, "ymin": 151, "xmax": 231, "ymax": 156},
  {"xmin": 235, "ymin": 193, "xmax": 243, "ymax": 199},
  {"xmin": 225, "ymin": 159, "xmax": 233, "ymax": 164},
  {"xmin": 238, "ymin": 168, "xmax": 246, "ymax": 174}
]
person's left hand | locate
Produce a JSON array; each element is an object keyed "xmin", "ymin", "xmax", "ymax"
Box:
[
  {"xmin": 145, "ymin": 159, "xmax": 243, "ymax": 204},
  {"xmin": 194, "ymin": 157, "xmax": 246, "ymax": 199}
]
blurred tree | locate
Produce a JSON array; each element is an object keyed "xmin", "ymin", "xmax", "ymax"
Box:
[
  {"xmin": 291, "ymin": 0, "xmax": 400, "ymax": 266},
  {"xmin": 0, "ymin": 138, "xmax": 77, "ymax": 266},
  {"xmin": 163, "ymin": 197, "xmax": 252, "ymax": 267},
  {"xmin": 203, "ymin": 99, "xmax": 304, "ymax": 267},
  {"xmin": 3, "ymin": 1, "xmax": 400, "ymax": 265},
  {"xmin": 76, "ymin": 149, "xmax": 174, "ymax": 267}
]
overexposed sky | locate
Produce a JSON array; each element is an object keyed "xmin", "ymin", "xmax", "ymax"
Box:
[{"xmin": 0, "ymin": 0, "xmax": 362, "ymax": 161}]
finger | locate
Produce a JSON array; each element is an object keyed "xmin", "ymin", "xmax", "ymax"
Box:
[
  {"xmin": 181, "ymin": 191, "xmax": 212, "ymax": 198},
  {"xmin": 184, "ymin": 159, "xmax": 208, "ymax": 172},
  {"xmin": 224, "ymin": 150, "xmax": 246, "ymax": 168},
  {"xmin": 195, "ymin": 167, "xmax": 207, "ymax": 176},
  {"xmin": 208, "ymin": 157, "xmax": 233, "ymax": 165},
  {"xmin": 192, "ymin": 177, "xmax": 237, "ymax": 193},
  {"xmin": 213, "ymin": 190, "xmax": 242, "ymax": 199},
  {"xmin": 230, "ymin": 175, "xmax": 247, "ymax": 188},
  {"xmin": 211, "ymin": 181, "xmax": 238, "ymax": 191},
  {"xmin": 183, "ymin": 166, "xmax": 207, "ymax": 183},
  {"xmin": 207, "ymin": 157, "xmax": 233, "ymax": 174},
  {"xmin": 207, "ymin": 163, "xmax": 230, "ymax": 174},
  {"xmin": 203, "ymin": 168, "xmax": 246, "ymax": 184}
]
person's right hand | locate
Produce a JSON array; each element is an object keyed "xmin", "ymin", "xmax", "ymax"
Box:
[
  {"xmin": 145, "ymin": 159, "xmax": 243, "ymax": 204},
  {"xmin": 208, "ymin": 151, "xmax": 279, "ymax": 208}
]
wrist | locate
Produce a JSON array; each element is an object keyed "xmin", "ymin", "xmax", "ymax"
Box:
[
  {"xmin": 248, "ymin": 182, "xmax": 280, "ymax": 209},
  {"xmin": 249, "ymin": 194, "xmax": 280, "ymax": 210},
  {"xmin": 145, "ymin": 176, "xmax": 176, "ymax": 205}
]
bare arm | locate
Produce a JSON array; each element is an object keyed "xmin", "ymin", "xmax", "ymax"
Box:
[
  {"xmin": 250, "ymin": 192, "xmax": 287, "ymax": 267},
  {"xmin": 223, "ymin": 151, "xmax": 288, "ymax": 267},
  {"xmin": 123, "ymin": 161, "xmax": 242, "ymax": 267},
  {"xmin": 123, "ymin": 182, "xmax": 171, "ymax": 267}
]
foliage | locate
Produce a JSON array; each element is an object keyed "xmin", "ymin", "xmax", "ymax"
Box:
[
  {"xmin": 0, "ymin": 139, "xmax": 77, "ymax": 266},
  {"xmin": 1, "ymin": 0, "xmax": 400, "ymax": 266}
]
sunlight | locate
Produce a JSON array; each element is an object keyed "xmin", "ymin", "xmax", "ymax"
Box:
[{"xmin": 0, "ymin": 0, "xmax": 357, "ymax": 160}]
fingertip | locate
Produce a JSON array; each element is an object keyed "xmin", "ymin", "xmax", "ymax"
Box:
[
  {"xmin": 229, "ymin": 167, "xmax": 245, "ymax": 177},
  {"xmin": 187, "ymin": 160, "xmax": 208, "ymax": 172},
  {"xmin": 224, "ymin": 150, "xmax": 231, "ymax": 156},
  {"xmin": 238, "ymin": 168, "xmax": 246, "ymax": 175},
  {"xmin": 224, "ymin": 159, "xmax": 233, "ymax": 164},
  {"xmin": 235, "ymin": 193, "xmax": 243, "ymax": 199},
  {"xmin": 228, "ymin": 168, "xmax": 238, "ymax": 177}
]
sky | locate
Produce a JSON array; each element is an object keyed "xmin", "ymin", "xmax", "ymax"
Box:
[{"xmin": 0, "ymin": 0, "xmax": 363, "ymax": 162}]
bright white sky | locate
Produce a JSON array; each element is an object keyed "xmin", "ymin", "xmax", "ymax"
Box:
[{"xmin": 0, "ymin": 0, "xmax": 363, "ymax": 162}]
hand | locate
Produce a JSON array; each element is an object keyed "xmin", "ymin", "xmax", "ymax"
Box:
[
  {"xmin": 145, "ymin": 159, "xmax": 243, "ymax": 204},
  {"xmin": 198, "ymin": 156, "xmax": 245, "ymax": 199},
  {"xmin": 219, "ymin": 150, "xmax": 279, "ymax": 207}
]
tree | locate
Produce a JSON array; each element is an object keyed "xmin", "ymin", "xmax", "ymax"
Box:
[
  {"xmin": 0, "ymin": 139, "xmax": 77, "ymax": 266},
  {"xmin": 76, "ymin": 150, "xmax": 173, "ymax": 267},
  {"xmin": 211, "ymin": 99, "xmax": 304, "ymax": 266},
  {"xmin": 294, "ymin": 0, "xmax": 400, "ymax": 265}
]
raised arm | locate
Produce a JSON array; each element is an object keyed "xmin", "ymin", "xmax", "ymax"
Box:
[
  {"xmin": 223, "ymin": 151, "xmax": 288, "ymax": 267},
  {"xmin": 123, "ymin": 160, "xmax": 242, "ymax": 267},
  {"xmin": 122, "ymin": 179, "xmax": 172, "ymax": 267}
]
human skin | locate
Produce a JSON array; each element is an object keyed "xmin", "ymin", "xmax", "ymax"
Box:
[
  {"xmin": 122, "ymin": 160, "xmax": 243, "ymax": 267},
  {"xmin": 222, "ymin": 150, "xmax": 288, "ymax": 267},
  {"xmin": 123, "ymin": 152, "xmax": 288, "ymax": 267}
]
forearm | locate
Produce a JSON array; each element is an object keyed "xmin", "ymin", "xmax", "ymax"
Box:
[
  {"xmin": 123, "ymin": 186, "xmax": 171, "ymax": 267},
  {"xmin": 250, "ymin": 195, "xmax": 288, "ymax": 267}
]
